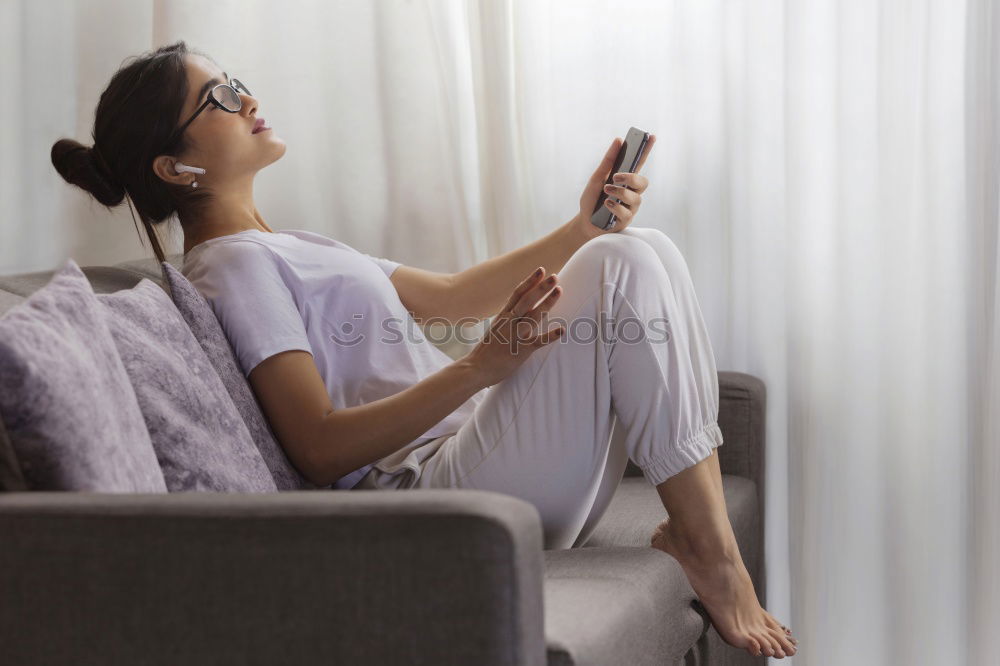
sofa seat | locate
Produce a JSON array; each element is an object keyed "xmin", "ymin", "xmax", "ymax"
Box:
[
  {"xmin": 544, "ymin": 546, "xmax": 707, "ymax": 666},
  {"xmin": 542, "ymin": 474, "xmax": 759, "ymax": 665}
]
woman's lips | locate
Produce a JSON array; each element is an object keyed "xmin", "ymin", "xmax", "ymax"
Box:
[{"xmin": 251, "ymin": 117, "xmax": 271, "ymax": 134}]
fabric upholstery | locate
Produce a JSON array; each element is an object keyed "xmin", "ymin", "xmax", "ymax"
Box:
[
  {"xmin": 160, "ymin": 262, "xmax": 323, "ymax": 490},
  {"xmin": 544, "ymin": 547, "xmax": 706, "ymax": 666},
  {"xmin": 0, "ymin": 488, "xmax": 547, "ymax": 666},
  {"xmin": 580, "ymin": 476, "xmax": 760, "ymax": 583},
  {"xmin": 0, "ymin": 289, "xmax": 24, "ymax": 317},
  {"xmin": 569, "ymin": 475, "xmax": 761, "ymax": 666},
  {"xmin": 0, "ymin": 265, "xmax": 148, "ymax": 296},
  {"xmin": 97, "ymin": 278, "xmax": 277, "ymax": 493},
  {"xmin": 0, "ymin": 259, "xmax": 166, "ymax": 491},
  {"xmin": 115, "ymin": 254, "xmax": 184, "ymax": 282}
]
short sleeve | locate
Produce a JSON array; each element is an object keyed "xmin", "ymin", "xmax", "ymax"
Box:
[
  {"xmin": 183, "ymin": 242, "xmax": 313, "ymax": 378},
  {"xmin": 362, "ymin": 253, "xmax": 402, "ymax": 278}
]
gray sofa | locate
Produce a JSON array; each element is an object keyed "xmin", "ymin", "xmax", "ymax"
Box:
[{"xmin": 0, "ymin": 253, "xmax": 768, "ymax": 666}]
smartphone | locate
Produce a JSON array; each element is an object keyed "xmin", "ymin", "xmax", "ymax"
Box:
[{"xmin": 590, "ymin": 127, "xmax": 651, "ymax": 231}]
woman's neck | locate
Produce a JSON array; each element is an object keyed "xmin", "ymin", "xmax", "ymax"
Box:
[{"xmin": 181, "ymin": 211, "xmax": 275, "ymax": 255}]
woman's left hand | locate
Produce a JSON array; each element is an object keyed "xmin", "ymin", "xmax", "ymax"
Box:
[{"xmin": 572, "ymin": 134, "xmax": 656, "ymax": 240}]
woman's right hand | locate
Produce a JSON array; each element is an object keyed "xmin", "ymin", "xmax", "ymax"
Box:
[{"xmin": 464, "ymin": 266, "xmax": 566, "ymax": 388}]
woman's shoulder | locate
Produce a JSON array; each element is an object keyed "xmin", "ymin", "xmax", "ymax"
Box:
[
  {"xmin": 277, "ymin": 228, "xmax": 355, "ymax": 251},
  {"xmin": 184, "ymin": 236, "xmax": 279, "ymax": 273},
  {"xmin": 181, "ymin": 239, "xmax": 298, "ymax": 296}
]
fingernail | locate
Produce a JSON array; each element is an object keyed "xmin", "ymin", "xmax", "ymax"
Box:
[
  {"xmin": 534, "ymin": 267, "xmax": 542, "ymax": 277},
  {"xmin": 613, "ymin": 173, "xmax": 624, "ymax": 182}
]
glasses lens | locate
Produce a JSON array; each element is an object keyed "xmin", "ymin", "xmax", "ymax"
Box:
[
  {"xmin": 231, "ymin": 78, "xmax": 252, "ymax": 96},
  {"xmin": 216, "ymin": 84, "xmax": 242, "ymax": 111}
]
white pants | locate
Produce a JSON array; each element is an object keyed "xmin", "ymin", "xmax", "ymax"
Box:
[{"xmin": 355, "ymin": 226, "xmax": 724, "ymax": 551}]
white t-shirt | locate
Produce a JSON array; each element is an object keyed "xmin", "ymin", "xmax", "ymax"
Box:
[{"xmin": 181, "ymin": 228, "xmax": 487, "ymax": 489}]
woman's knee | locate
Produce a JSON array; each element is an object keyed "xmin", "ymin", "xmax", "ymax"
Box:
[
  {"xmin": 572, "ymin": 231, "xmax": 663, "ymax": 273},
  {"xmin": 618, "ymin": 227, "xmax": 691, "ymax": 282}
]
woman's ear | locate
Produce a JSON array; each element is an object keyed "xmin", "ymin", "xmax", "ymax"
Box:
[{"xmin": 152, "ymin": 155, "xmax": 189, "ymax": 185}]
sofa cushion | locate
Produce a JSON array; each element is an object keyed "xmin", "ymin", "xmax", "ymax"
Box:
[
  {"xmin": 544, "ymin": 546, "xmax": 707, "ymax": 666},
  {"xmin": 97, "ymin": 278, "xmax": 277, "ymax": 493},
  {"xmin": 0, "ymin": 290, "xmax": 24, "ymax": 318},
  {"xmin": 0, "ymin": 259, "xmax": 166, "ymax": 491},
  {"xmin": 579, "ymin": 476, "xmax": 759, "ymax": 564},
  {"xmin": 577, "ymin": 474, "xmax": 763, "ymax": 623},
  {"xmin": 160, "ymin": 262, "xmax": 322, "ymax": 490},
  {"xmin": 115, "ymin": 254, "xmax": 184, "ymax": 285}
]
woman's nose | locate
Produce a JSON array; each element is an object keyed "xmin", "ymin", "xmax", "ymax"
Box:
[{"xmin": 240, "ymin": 95, "xmax": 258, "ymax": 116}]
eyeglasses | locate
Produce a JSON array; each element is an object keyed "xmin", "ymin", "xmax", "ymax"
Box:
[{"xmin": 170, "ymin": 77, "xmax": 253, "ymax": 143}]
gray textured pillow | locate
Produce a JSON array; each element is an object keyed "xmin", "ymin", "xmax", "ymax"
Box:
[
  {"xmin": 0, "ymin": 259, "xmax": 166, "ymax": 491},
  {"xmin": 160, "ymin": 262, "xmax": 324, "ymax": 490},
  {"xmin": 97, "ymin": 278, "xmax": 277, "ymax": 493}
]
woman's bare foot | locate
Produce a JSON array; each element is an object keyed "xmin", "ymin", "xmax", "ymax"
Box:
[{"xmin": 650, "ymin": 517, "xmax": 798, "ymax": 659}]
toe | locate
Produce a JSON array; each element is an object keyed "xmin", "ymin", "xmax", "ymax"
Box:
[
  {"xmin": 766, "ymin": 634, "xmax": 783, "ymax": 658},
  {"xmin": 746, "ymin": 636, "xmax": 762, "ymax": 657},
  {"xmin": 764, "ymin": 611, "xmax": 785, "ymax": 632},
  {"xmin": 769, "ymin": 632, "xmax": 787, "ymax": 658},
  {"xmin": 769, "ymin": 615, "xmax": 797, "ymax": 642},
  {"xmin": 770, "ymin": 628, "xmax": 796, "ymax": 656},
  {"xmin": 756, "ymin": 632, "xmax": 775, "ymax": 657}
]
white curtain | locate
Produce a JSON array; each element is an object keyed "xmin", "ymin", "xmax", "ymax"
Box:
[{"xmin": 2, "ymin": 1, "xmax": 997, "ymax": 663}]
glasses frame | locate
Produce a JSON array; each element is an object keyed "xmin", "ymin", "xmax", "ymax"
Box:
[{"xmin": 170, "ymin": 77, "xmax": 252, "ymax": 144}]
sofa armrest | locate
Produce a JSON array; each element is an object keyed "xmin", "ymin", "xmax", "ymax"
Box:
[
  {"xmin": 715, "ymin": 371, "xmax": 766, "ymax": 488},
  {"xmin": 714, "ymin": 370, "xmax": 768, "ymax": 611},
  {"xmin": 0, "ymin": 489, "xmax": 546, "ymax": 666},
  {"xmin": 623, "ymin": 371, "xmax": 767, "ymax": 488}
]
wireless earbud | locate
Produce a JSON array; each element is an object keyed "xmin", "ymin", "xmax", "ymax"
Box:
[
  {"xmin": 174, "ymin": 162, "xmax": 206, "ymax": 175},
  {"xmin": 174, "ymin": 161, "xmax": 206, "ymax": 188}
]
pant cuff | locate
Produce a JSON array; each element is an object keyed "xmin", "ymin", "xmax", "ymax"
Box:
[{"xmin": 637, "ymin": 421, "xmax": 724, "ymax": 486}]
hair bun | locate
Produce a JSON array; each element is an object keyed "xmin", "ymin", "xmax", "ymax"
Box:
[{"xmin": 50, "ymin": 137, "xmax": 126, "ymax": 207}]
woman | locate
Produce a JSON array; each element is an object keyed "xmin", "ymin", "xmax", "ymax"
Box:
[{"xmin": 51, "ymin": 41, "xmax": 796, "ymax": 659}]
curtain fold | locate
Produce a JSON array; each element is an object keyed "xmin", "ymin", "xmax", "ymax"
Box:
[
  {"xmin": 1, "ymin": 1, "xmax": 997, "ymax": 662},
  {"xmin": 967, "ymin": 2, "xmax": 1000, "ymax": 665}
]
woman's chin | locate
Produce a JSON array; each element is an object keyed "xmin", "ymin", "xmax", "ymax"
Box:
[{"xmin": 263, "ymin": 138, "xmax": 287, "ymax": 160}]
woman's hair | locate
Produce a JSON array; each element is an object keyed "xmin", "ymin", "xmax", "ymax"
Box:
[{"xmin": 50, "ymin": 40, "xmax": 214, "ymax": 263}]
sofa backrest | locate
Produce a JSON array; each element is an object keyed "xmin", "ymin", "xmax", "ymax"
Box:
[{"xmin": 0, "ymin": 254, "xmax": 185, "ymax": 317}]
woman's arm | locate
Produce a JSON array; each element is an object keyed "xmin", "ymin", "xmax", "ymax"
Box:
[
  {"xmin": 318, "ymin": 358, "xmax": 485, "ymax": 485},
  {"xmin": 447, "ymin": 218, "xmax": 593, "ymax": 321},
  {"xmin": 389, "ymin": 134, "xmax": 656, "ymax": 324},
  {"xmin": 249, "ymin": 268, "xmax": 564, "ymax": 487},
  {"xmin": 249, "ymin": 348, "xmax": 484, "ymax": 487},
  {"xmin": 388, "ymin": 217, "xmax": 592, "ymax": 325}
]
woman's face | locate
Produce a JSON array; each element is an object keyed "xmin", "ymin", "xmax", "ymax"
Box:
[{"xmin": 154, "ymin": 54, "xmax": 286, "ymax": 188}]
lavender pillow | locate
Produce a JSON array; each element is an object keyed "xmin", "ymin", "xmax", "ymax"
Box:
[
  {"xmin": 0, "ymin": 259, "xmax": 166, "ymax": 491},
  {"xmin": 160, "ymin": 262, "xmax": 323, "ymax": 490},
  {"xmin": 97, "ymin": 278, "xmax": 277, "ymax": 493}
]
